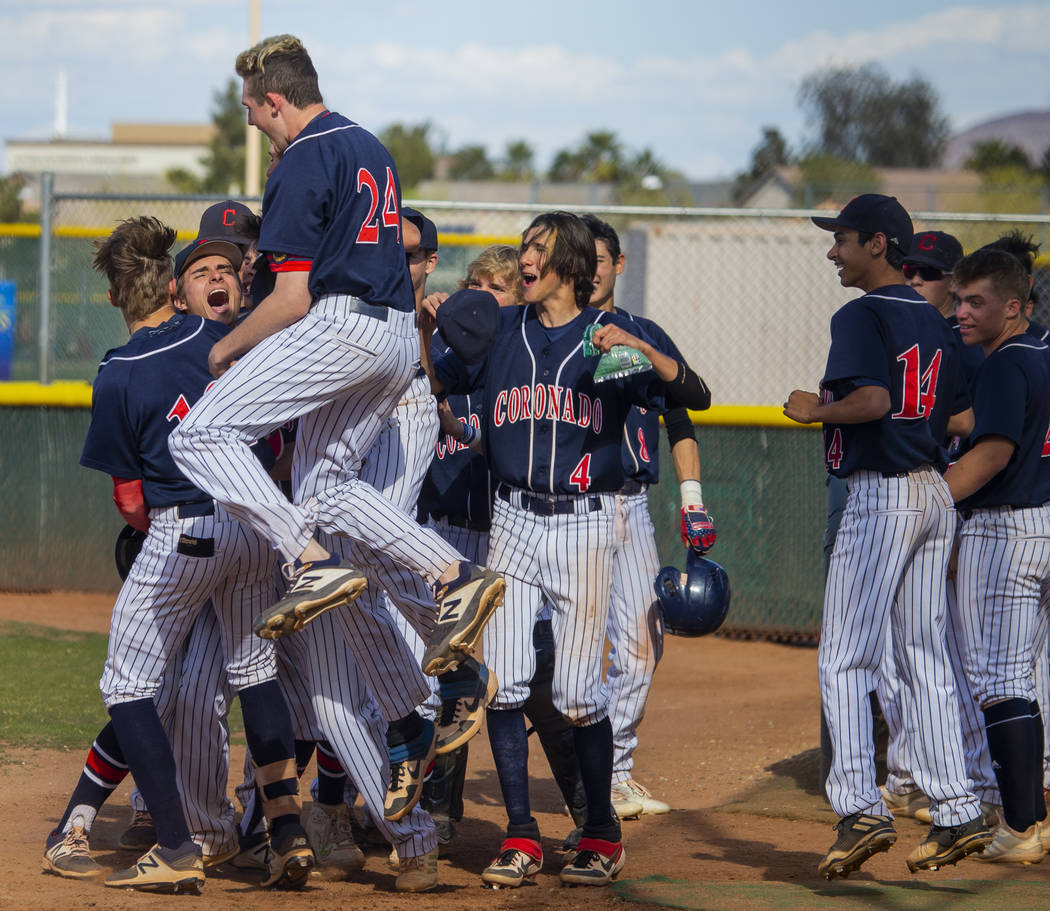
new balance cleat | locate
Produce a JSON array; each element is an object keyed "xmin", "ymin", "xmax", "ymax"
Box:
[
  {"xmin": 818, "ymin": 813, "xmax": 896, "ymax": 879},
  {"xmin": 559, "ymin": 838, "xmax": 625, "ymax": 885},
  {"xmin": 906, "ymin": 816, "xmax": 992, "ymax": 872},
  {"xmin": 253, "ymin": 556, "xmax": 366, "ymax": 639},
  {"xmin": 435, "ymin": 659, "xmax": 498, "ymax": 754},
  {"xmin": 104, "ymin": 841, "xmax": 204, "ymax": 895},
  {"xmin": 424, "ymin": 563, "xmax": 505, "ymax": 675},
  {"xmin": 43, "ymin": 818, "xmax": 103, "ymax": 879},
  {"xmin": 482, "ymin": 838, "xmax": 542, "ymax": 888},
  {"xmin": 232, "ymin": 834, "xmax": 271, "ymax": 870},
  {"xmin": 262, "ymin": 826, "xmax": 315, "ymax": 889}
]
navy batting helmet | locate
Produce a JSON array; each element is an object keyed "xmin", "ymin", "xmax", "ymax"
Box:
[{"xmin": 654, "ymin": 551, "xmax": 730, "ymax": 637}]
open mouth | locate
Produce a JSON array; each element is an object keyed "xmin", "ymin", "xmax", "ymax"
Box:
[
  {"xmin": 521, "ymin": 271, "xmax": 538, "ymax": 288},
  {"xmin": 207, "ymin": 288, "xmax": 230, "ymax": 311}
]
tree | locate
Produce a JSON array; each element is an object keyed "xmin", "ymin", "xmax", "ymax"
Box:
[
  {"xmin": 163, "ymin": 78, "xmax": 265, "ymax": 194},
  {"xmin": 798, "ymin": 64, "xmax": 949, "ymax": 167},
  {"xmin": 964, "ymin": 139, "xmax": 1033, "ymax": 173},
  {"xmin": 792, "ymin": 153, "xmax": 881, "ymax": 208},
  {"xmin": 732, "ymin": 126, "xmax": 791, "ymax": 203},
  {"xmin": 0, "ymin": 173, "xmax": 27, "ymax": 222},
  {"xmin": 447, "ymin": 144, "xmax": 495, "ymax": 180},
  {"xmin": 378, "ymin": 122, "xmax": 436, "ymax": 190},
  {"xmin": 498, "ymin": 139, "xmax": 535, "ymax": 181},
  {"xmin": 548, "ymin": 131, "xmax": 625, "ymax": 182}
]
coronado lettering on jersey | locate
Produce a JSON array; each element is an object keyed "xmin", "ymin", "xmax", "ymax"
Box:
[{"xmin": 492, "ymin": 384, "xmax": 603, "ymax": 434}]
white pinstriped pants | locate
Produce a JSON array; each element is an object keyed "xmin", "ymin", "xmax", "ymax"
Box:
[
  {"xmin": 101, "ymin": 503, "xmax": 276, "ymax": 706},
  {"xmin": 956, "ymin": 505, "xmax": 1050, "ymax": 706},
  {"xmin": 820, "ymin": 467, "xmax": 980, "ymax": 826},
  {"xmin": 606, "ymin": 490, "xmax": 663, "ymax": 782},
  {"xmin": 485, "ymin": 489, "xmax": 617, "ymax": 725},
  {"xmin": 170, "ymin": 298, "xmax": 461, "ymax": 580}
]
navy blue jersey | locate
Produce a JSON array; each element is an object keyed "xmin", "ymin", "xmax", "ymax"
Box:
[
  {"xmin": 820, "ymin": 285, "xmax": 968, "ymax": 477},
  {"xmin": 1027, "ymin": 319, "xmax": 1050, "ymax": 343},
  {"xmin": 615, "ymin": 309, "xmax": 687, "ymax": 486},
  {"xmin": 957, "ymin": 335, "xmax": 1050, "ymax": 510},
  {"xmin": 259, "ymin": 110, "xmax": 414, "ymax": 312},
  {"xmin": 417, "ymin": 330, "xmax": 493, "ymax": 527},
  {"xmin": 81, "ymin": 315, "xmax": 229, "ymax": 507},
  {"xmin": 436, "ymin": 305, "xmax": 669, "ymax": 494}
]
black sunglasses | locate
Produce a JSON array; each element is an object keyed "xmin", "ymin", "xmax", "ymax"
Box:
[{"xmin": 903, "ymin": 263, "xmax": 948, "ymax": 282}]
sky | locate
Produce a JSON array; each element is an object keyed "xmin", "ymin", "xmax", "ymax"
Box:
[{"xmin": 1, "ymin": 0, "xmax": 1048, "ymax": 180}]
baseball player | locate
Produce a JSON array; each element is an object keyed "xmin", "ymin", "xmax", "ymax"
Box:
[
  {"xmin": 785, "ymin": 194, "xmax": 990, "ymax": 878},
  {"xmin": 943, "ymin": 248, "xmax": 1050, "ymax": 863},
  {"xmin": 418, "ymin": 246, "xmax": 589, "ymax": 853},
  {"xmin": 426, "ymin": 212, "xmax": 710, "ymax": 887},
  {"xmin": 168, "ymin": 35, "xmax": 505, "ymax": 690},
  {"xmin": 877, "ymin": 229, "xmax": 993, "ymax": 823},
  {"xmin": 68, "ymin": 216, "xmax": 313, "ymax": 893},
  {"xmin": 581, "ymin": 213, "xmax": 714, "ymax": 818}
]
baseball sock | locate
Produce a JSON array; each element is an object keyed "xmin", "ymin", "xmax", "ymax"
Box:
[
  {"xmin": 55, "ymin": 721, "xmax": 128, "ymax": 835},
  {"xmin": 1030, "ymin": 701, "xmax": 1047, "ymax": 822},
  {"xmin": 239, "ymin": 681, "xmax": 301, "ymax": 841},
  {"xmin": 984, "ymin": 698, "xmax": 1038, "ymax": 832},
  {"xmin": 487, "ymin": 707, "xmax": 539, "ymax": 839},
  {"xmin": 315, "ymin": 741, "xmax": 348, "ymax": 806},
  {"xmin": 295, "ymin": 739, "xmax": 317, "ymax": 776},
  {"xmin": 108, "ymin": 699, "xmax": 191, "ymax": 850},
  {"xmin": 421, "ymin": 745, "xmax": 469, "ymax": 822},
  {"xmin": 573, "ymin": 717, "xmax": 620, "ymax": 843}
]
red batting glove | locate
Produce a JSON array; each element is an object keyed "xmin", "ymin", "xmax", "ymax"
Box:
[{"xmin": 681, "ymin": 505, "xmax": 716, "ymax": 553}]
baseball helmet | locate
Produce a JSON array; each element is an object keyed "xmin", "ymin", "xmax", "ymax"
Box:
[
  {"xmin": 115, "ymin": 524, "xmax": 146, "ymax": 582},
  {"xmin": 654, "ymin": 550, "xmax": 730, "ymax": 637}
]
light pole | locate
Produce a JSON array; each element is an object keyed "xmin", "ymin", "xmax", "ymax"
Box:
[{"xmin": 244, "ymin": 0, "xmax": 261, "ymax": 197}]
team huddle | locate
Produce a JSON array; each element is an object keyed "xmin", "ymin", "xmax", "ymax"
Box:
[
  {"xmin": 785, "ymin": 196, "xmax": 1050, "ymax": 876},
  {"xmin": 41, "ymin": 35, "xmax": 717, "ymax": 894}
]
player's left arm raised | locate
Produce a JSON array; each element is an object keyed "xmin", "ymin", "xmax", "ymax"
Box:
[{"xmin": 665, "ymin": 409, "xmax": 716, "ymax": 553}]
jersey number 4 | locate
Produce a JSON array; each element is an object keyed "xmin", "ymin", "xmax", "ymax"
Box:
[
  {"xmin": 356, "ymin": 167, "xmax": 400, "ymax": 244},
  {"xmin": 892, "ymin": 344, "xmax": 941, "ymax": 419},
  {"xmin": 569, "ymin": 454, "xmax": 592, "ymax": 492}
]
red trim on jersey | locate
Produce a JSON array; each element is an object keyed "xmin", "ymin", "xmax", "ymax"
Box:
[
  {"xmin": 267, "ymin": 253, "xmax": 312, "ymax": 273},
  {"xmin": 86, "ymin": 748, "xmax": 129, "ymax": 785},
  {"xmin": 112, "ymin": 477, "xmax": 149, "ymax": 533}
]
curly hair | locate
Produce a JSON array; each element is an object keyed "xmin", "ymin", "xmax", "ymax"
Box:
[{"xmin": 460, "ymin": 245, "xmax": 523, "ymax": 305}]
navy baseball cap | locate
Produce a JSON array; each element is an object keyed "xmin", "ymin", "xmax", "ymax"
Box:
[
  {"xmin": 437, "ymin": 289, "xmax": 499, "ymax": 364},
  {"xmin": 904, "ymin": 231, "xmax": 964, "ymax": 273},
  {"xmin": 402, "ymin": 207, "xmax": 438, "ymax": 251},
  {"xmin": 811, "ymin": 194, "xmax": 913, "ymax": 254},
  {"xmin": 174, "ymin": 237, "xmax": 243, "ymax": 279},
  {"xmin": 198, "ymin": 200, "xmax": 255, "ymax": 247}
]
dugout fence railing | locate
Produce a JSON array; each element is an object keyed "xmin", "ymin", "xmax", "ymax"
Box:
[{"xmin": 3, "ymin": 179, "xmax": 1050, "ymax": 637}]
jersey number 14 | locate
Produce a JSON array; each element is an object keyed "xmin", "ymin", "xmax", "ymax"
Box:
[{"xmin": 892, "ymin": 344, "xmax": 942, "ymax": 420}]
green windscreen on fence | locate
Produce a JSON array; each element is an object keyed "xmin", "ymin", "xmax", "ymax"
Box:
[{"xmin": 1, "ymin": 406, "xmax": 830, "ymax": 639}]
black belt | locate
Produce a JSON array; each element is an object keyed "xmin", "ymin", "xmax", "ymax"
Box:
[
  {"xmin": 620, "ymin": 478, "xmax": 645, "ymax": 496},
  {"xmin": 880, "ymin": 463, "xmax": 933, "ymax": 479},
  {"xmin": 429, "ymin": 513, "xmax": 490, "ymax": 532},
  {"xmin": 176, "ymin": 501, "xmax": 215, "ymax": 518},
  {"xmin": 496, "ymin": 483, "xmax": 602, "ymax": 517},
  {"xmin": 415, "ymin": 364, "xmax": 427, "ymax": 379},
  {"xmin": 336, "ymin": 297, "xmax": 414, "ymax": 321}
]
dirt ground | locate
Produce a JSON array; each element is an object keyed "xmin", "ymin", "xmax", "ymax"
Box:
[{"xmin": 0, "ymin": 592, "xmax": 1046, "ymax": 911}]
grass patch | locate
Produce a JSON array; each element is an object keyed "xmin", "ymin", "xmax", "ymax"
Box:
[{"xmin": 0, "ymin": 619, "xmax": 244, "ymax": 756}]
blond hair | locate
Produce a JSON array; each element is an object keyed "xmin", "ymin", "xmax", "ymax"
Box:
[
  {"xmin": 92, "ymin": 216, "xmax": 174, "ymax": 323},
  {"xmin": 460, "ymin": 245, "xmax": 523, "ymax": 305},
  {"xmin": 236, "ymin": 34, "xmax": 323, "ymax": 108}
]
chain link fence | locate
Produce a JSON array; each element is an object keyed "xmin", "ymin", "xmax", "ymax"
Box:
[{"xmin": 2, "ymin": 185, "xmax": 1050, "ymax": 629}]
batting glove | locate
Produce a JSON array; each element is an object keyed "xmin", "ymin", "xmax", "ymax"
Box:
[{"xmin": 681, "ymin": 505, "xmax": 716, "ymax": 553}]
